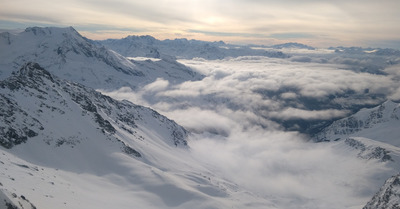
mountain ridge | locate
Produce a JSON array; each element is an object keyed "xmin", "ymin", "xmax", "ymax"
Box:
[
  {"xmin": 98, "ymin": 35, "xmax": 288, "ymax": 59},
  {"xmin": 0, "ymin": 62, "xmax": 188, "ymax": 151},
  {"xmin": 363, "ymin": 173, "xmax": 400, "ymax": 209},
  {"xmin": 0, "ymin": 26, "xmax": 202, "ymax": 90},
  {"xmin": 313, "ymin": 100, "xmax": 400, "ymax": 146}
]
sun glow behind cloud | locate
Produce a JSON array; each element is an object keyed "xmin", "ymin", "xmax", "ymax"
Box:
[{"xmin": 1, "ymin": 0, "xmax": 400, "ymax": 47}]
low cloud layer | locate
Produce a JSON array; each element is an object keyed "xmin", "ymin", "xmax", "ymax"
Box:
[
  {"xmin": 190, "ymin": 128, "xmax": 391, "ymax": 209},
  {"xmin": 102, "ymin": 55, "xmax": 400, "ymax": 208},
  {"xmin": 105, "ymin": 55, "xmax": 398, "ymax": 133}
]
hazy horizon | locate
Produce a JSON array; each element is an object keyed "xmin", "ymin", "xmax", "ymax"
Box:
[
  {"xmin": 1, "ymin": 0, "xmax": 400, "ymax": 49},
  {"xmin": 1, "ymin": 25, "xmax": 400, "ymax": 50}
]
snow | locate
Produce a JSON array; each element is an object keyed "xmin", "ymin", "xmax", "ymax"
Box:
[
  {"xmin": 0, "ymin": 62, "xmax": 276, "ymax": 209},
  {"xmin": 1, "ymin": 26, "xmax": 400, "ymax": 209},
  {"xmin": 0, "ymin": 27, "xmax": 201, "ymax": 90},
  {"xmin": 98, "ymin": 36, "xmax": 288, "ymax": 60},
  {"xmin": 315, "ymin": 100, "xmax": 400, "ymax": 147},
  {"xmin": 363, "ymin": 173, "xmax": 400, "ymax": 209},
  {"xmin": 102, "ymin": 56, "xmax": 400, "ymax": 208}
]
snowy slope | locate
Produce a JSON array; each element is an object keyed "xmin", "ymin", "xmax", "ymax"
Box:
[
  {"xmin": 313, "ymin": 100, "xmax": 400, "ymax": 207},
  {"xmin": 0, "ymin": 62, "xmax": 189, "ymax": 166},
  {"xmin": 98, "ymin": 35, "xmax": 288, "ymax": 59},
  {"xmin": 314, "ymin": 100, "xmax": 400, "ymax": 146},
  {"xmin": 313, "ymin": 100, "xmax": 400, "ymax": 167},
  {"xmin": 0, "ymin": 27, "xmax": 202, "ymax": 90},
  {"xmin": 363, "ymin": 173, "xmax": 400, "ymax": 209},
  {"xmin": 0, "ymin": 63, "xmax": 275, "ymax": 209}
]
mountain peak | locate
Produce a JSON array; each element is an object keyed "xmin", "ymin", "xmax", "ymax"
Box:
[
  {"xmin": 271, "ymin": 42, "xmax": 315, "ymax": 50},
  {"xmin": 364, "ymin": 173, "xmax": 400, "ymax": 209},
  {"xmin": 17, "ymin": 62, "xmax": 54, "ymax": 81},
  {"xmin": 124, "ymin": 35, "xmax": 158, "ymax": 44},
  {"xmin": 24, "ymin": 26, "xmax": 79, "ymax": 37}
]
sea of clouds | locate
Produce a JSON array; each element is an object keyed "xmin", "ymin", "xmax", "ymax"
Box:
[{"xmin": 102, "ymin": 54, "xmax": 400, "ymax": 208}]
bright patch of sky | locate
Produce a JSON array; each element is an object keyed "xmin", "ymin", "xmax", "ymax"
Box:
[{"xmin": 1, "ymin": 0, "xmax": 400, "ymax": 48}]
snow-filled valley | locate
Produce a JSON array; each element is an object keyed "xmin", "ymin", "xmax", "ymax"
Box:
[{"xmin": 1, "ymin": 26, "xmax": 400, "ymax": 209}]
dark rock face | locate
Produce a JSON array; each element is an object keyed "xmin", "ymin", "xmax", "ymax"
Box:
[
  {"xmin": 344, "ymin": 138, "xmax": 393, "ymax": 162},
  {"xmin": 364, "ymin": 173, "xmax": 400, "ymax": 209},
  {"xmin": 0, "ymin": 62, "xmax": 188, "ymax": 152}
]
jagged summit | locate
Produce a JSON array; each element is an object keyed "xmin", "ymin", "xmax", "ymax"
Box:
[
  {"xmin": 124, "ymin": 35, "xmax": 158, "ymax": 43},
  {"xmin": 16, "ymin": 62, "xmax": 54, "ymax": 81},
  {"xmin": 24, "ymin": 26, "xmax": 80, "ymax": 37},
  {"xmin": 364, "ymin": 173, "xmax": 400, "ymax": 209},
  {"xmin": 1, "ymin": 62, "xmax": 56, "ymax": 92}
]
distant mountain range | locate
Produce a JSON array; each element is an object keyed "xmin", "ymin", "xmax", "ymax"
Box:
[
  {"xmin": 97, "ymin": 35, "xmax": 288, "ymax": 59},
  {"xmin": 0, "ymin": 27, "xmax": 202, "ymax": 90},
  {"xmin": 270, "ymin": 42, "xmax": 316, "ymax": 50}
]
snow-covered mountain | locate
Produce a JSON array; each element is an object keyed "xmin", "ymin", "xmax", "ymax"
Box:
[
  {"xmin": 0, "ymin": 27, "xmax": 201, "ymax": 90},
  {"xmin": 313, "ymin": 100, "xmax": 400, "ymax": 163},
  {"xmin": 314, "ymin": 100, "xmax": 400, "ymax": 146},
  {"xmin": 363, "ymin": 173, "xmax": 400, "ymax": 209},
  {"xmin": 0, "ymin": 62, "xmax": 274, "ymax": 209},
  {"xmin": 312, "ymin": 100, "xmax": 400, "ymax": 206},
  {"xmin": 0, "ymin": 62, "xmax": 187, "ymax": 149},
  {"xmin": 98, "ymin": 35, "xmax": 288, "ymax": 59},
  {"xmin": 270, "ymin": 42, "xmax": 315, "ymax": 50}
]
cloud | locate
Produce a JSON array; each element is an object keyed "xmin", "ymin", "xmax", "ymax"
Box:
[
  {"xmin": 269, "ymin": 33, "xmax": 315, "ymax": 39},
  {"xmin": 189, "ymin": 127, "xmax": 392, "ymax": 208},
  {"xmin": 100, "ymin": 53, "xmax": 400, "ymax": 208},
  {"xmin": 103, "ymin": 55, "xmax": 398, "ymax": 135},
  {"xmin": 143, "ymin": 78, "xmax": 169, "ymax": 92},
  {"xmin": 160, "ymin": 107, "xmax": 237, "ymax": 136},
  {"xmin": 268, "ymin": 108, "xmax": 349, "ymax": 120}
]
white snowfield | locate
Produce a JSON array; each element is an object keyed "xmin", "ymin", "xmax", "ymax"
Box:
[{"xmin": 0, "ymin": 26, "xmax": 400, "ymax": 209}]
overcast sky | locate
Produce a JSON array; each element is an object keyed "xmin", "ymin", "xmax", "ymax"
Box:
[{"xmin": 1, "ymin": 0, "xmax": 400, "ymax": 48}]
